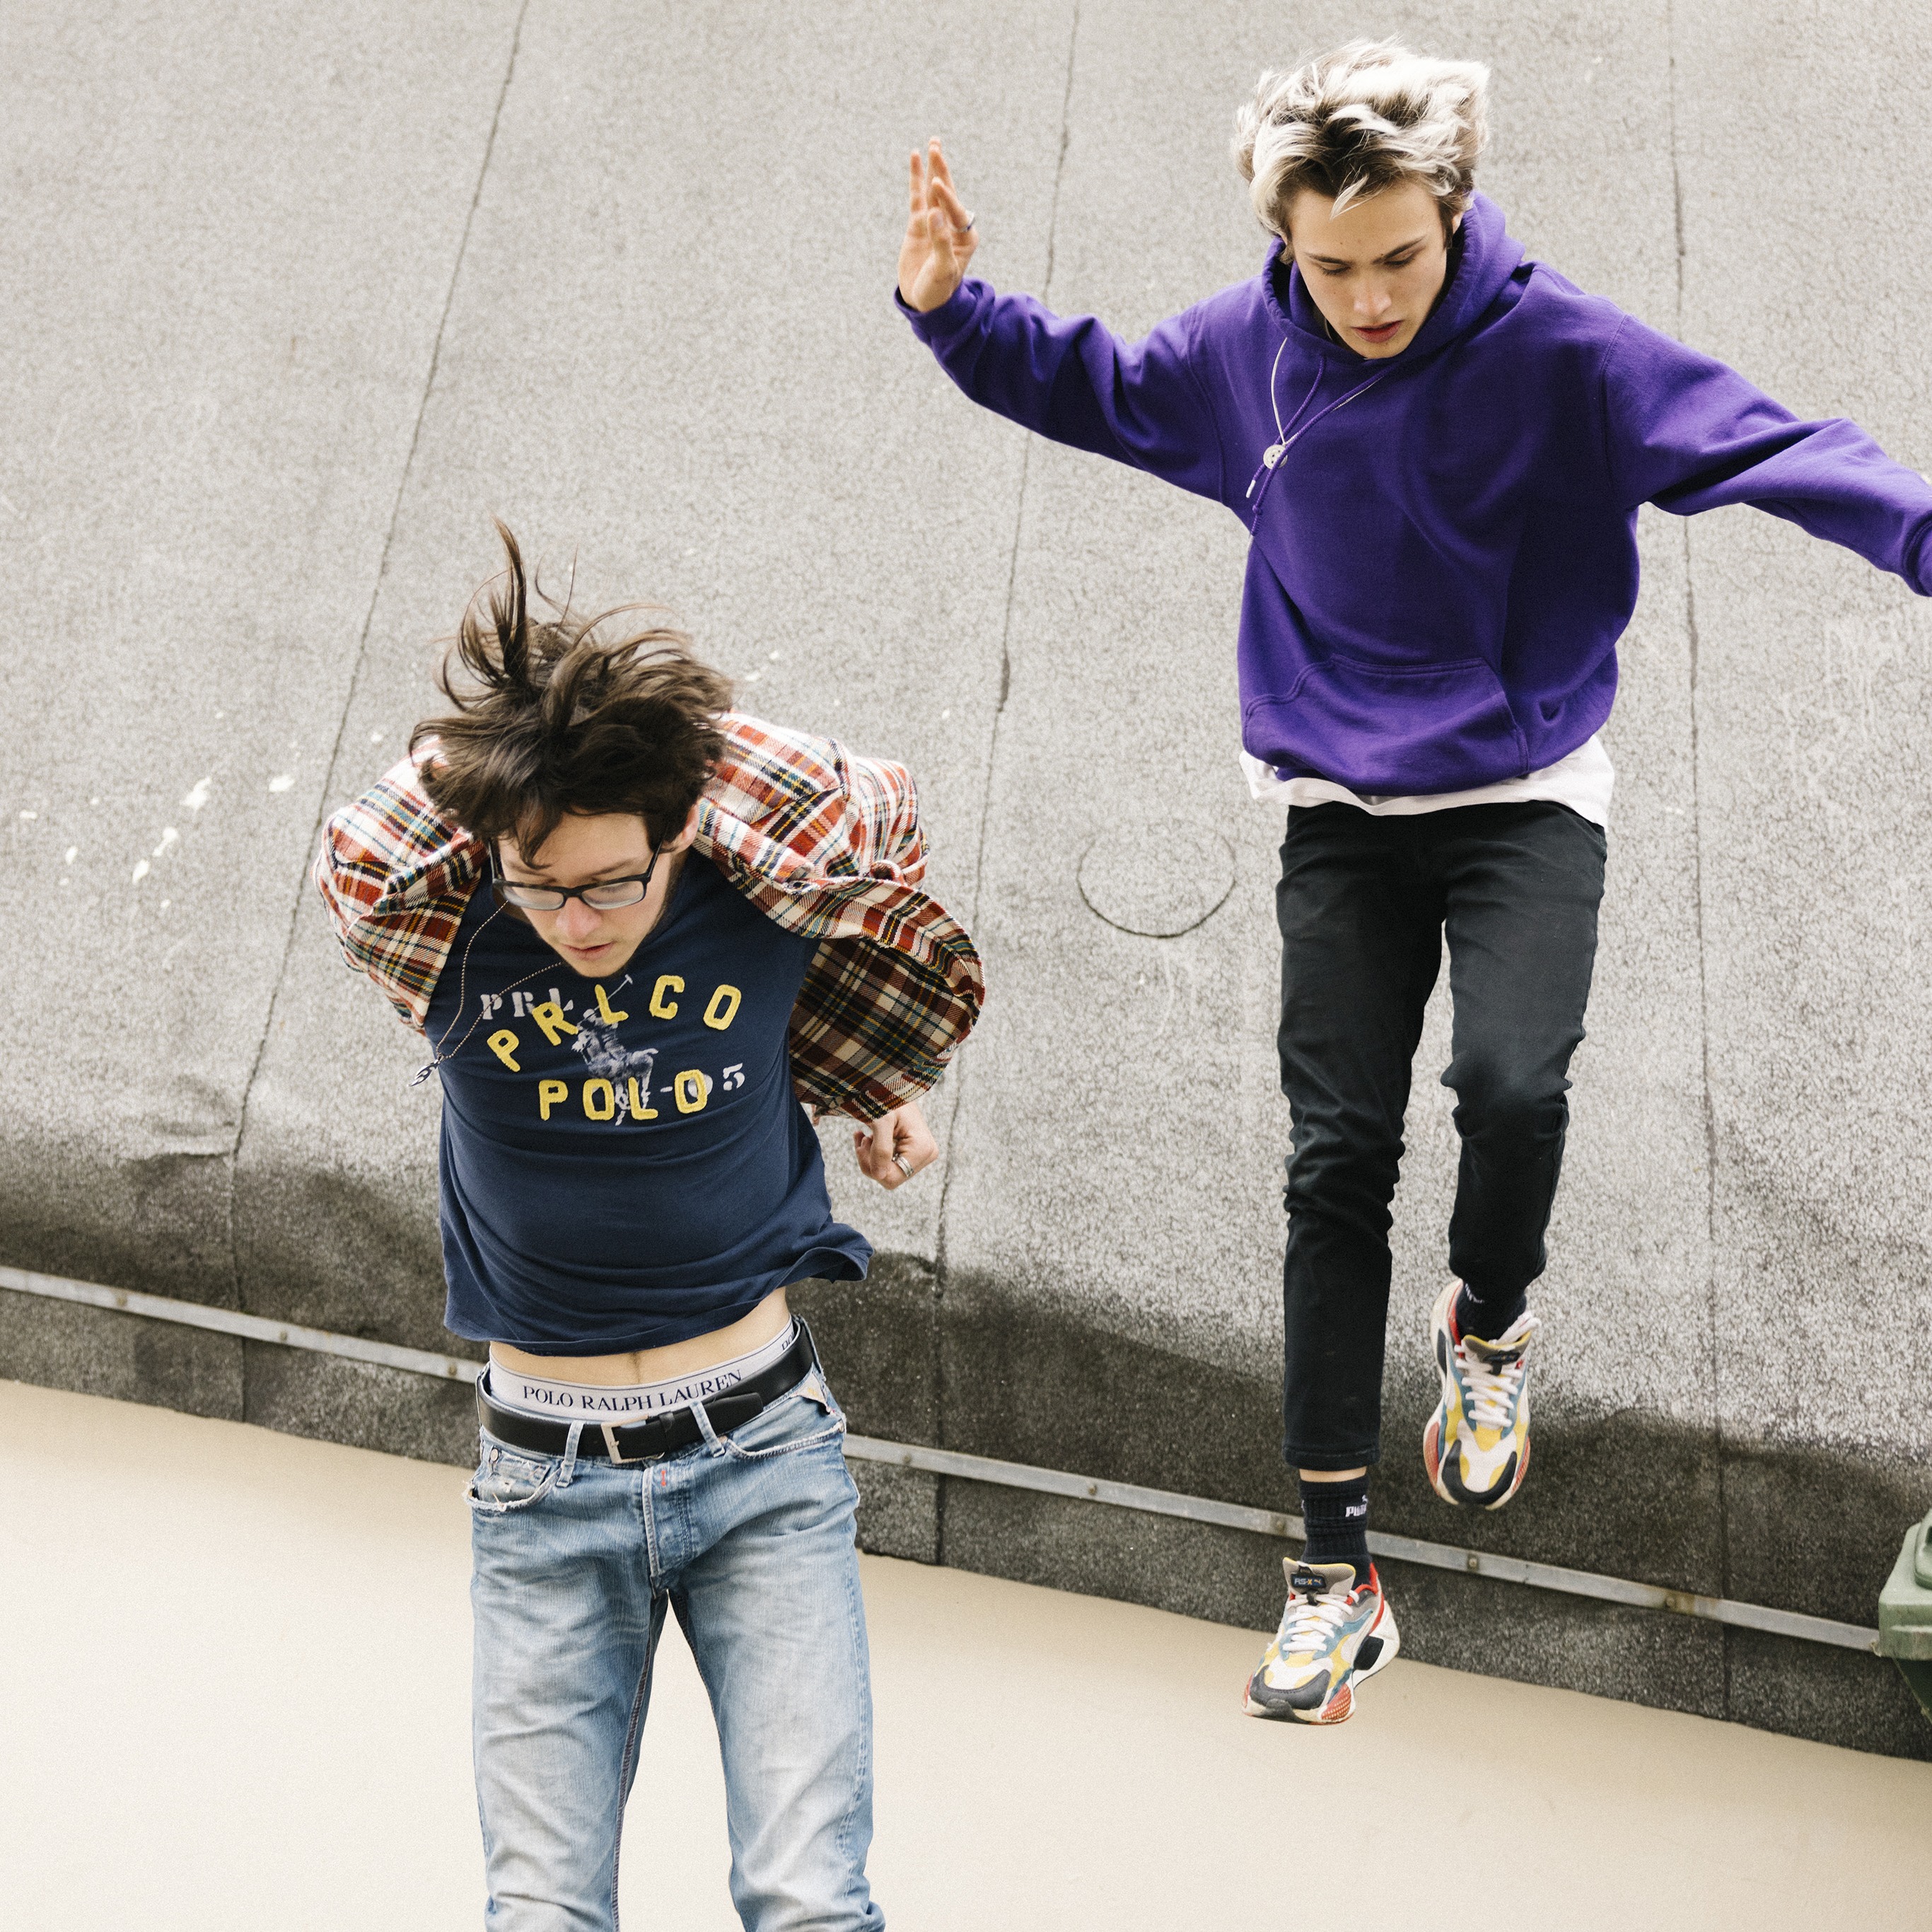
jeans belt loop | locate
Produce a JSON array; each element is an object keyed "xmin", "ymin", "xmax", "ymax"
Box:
[
  {"xmin": 688, "ymin": 1395, "xmax": 728, "ymax": 1458},
  {"xmin": 559, "ymin": 1419, "xmax": 585, "ymax": 1487}
]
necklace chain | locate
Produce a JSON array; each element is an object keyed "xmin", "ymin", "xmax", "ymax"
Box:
[{"xmin": 409, "ymin": 898, "xmax": 554, "ymax": 1088}]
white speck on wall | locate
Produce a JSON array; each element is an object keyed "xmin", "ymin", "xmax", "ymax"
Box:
[
  {"xmin": 370, "ymin": 729, "xmax": 384, "ymax": 744},
  {"xmin": 269, "ymin": 775, "xmax": 293, "ymax": 793},
  {"xmin": 741, "ymin": 673, "xmax": 761, "ymax": 685},
  {"xmin": 65, "ymin": 846, "xmax": 77, "ymax": 864},
  {"xmin": 941, "ymin": 709, "xmax": 951, "ymax": 720},
  {"xmin": 18, "ymin": 810, "xmax": 36, "ymax": 820},
  {"xmin": 769, "ymin": 651, "xmax": 782, "ymax": 662},
  {"xmin": 160, "ymin": 900, "xmax": 170, "ymax": 910},
  {"xmin": 89, "ymin": 796, "xmax": 100, "ymax": 805},
  {"xmin": 132, "ymin": 860, "xmax": 150, "ymax": 883},
  {"xmin": 182, "ymin": 776, "xmax": 211, "ymax": 811},
  {"xmin": 153, "ymin": 828, "xmax": 179, "ymax": 858}
]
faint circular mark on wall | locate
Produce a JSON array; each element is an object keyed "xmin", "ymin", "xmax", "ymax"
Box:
[{"xmin": 1077, "ymin": 820, "xmax": 1237, "ymax": 938}]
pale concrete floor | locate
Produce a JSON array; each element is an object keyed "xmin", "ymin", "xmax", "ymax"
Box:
[{"xmin": 4, "ymin": 1380, "xmax": 1928, "ymax": 1931}]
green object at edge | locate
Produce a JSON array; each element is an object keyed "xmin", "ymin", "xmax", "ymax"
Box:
[{"xmin": 1877, "ymin": 1508, "xmax": 1932, "ymax": 1723}]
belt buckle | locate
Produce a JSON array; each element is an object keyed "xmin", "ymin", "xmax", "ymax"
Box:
[{"xmin": 600, "ymin": 1421, "xmax": 658, "ymax": 1465}]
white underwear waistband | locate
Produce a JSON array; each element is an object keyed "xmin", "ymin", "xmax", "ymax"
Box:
[{"xmin": 487, "ymin": 1320, "xmax": 800, "ymax": 1423}]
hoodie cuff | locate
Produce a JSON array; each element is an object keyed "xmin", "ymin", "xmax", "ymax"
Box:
[
  {"xmin": 894, "ymin": 279, "xmax": 979, "ymax": 339},
  {"xmin": 1912, "ymin": 513, "xmax": 1932, "ymax": 598}
]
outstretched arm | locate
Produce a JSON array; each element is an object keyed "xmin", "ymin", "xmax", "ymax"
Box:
[
  {"xmin": 893, "ymin": 138, "xmax": 1226, "ymax": 503},
  {"xmin": 1605, "ymin": 317, "xmax": 1932, "ymax": 594}
]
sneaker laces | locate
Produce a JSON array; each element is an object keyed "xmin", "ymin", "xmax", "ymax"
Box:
[
  {"xmin": 1459, "ymin": 1312, "xmax": 1540, "ymax": 1429},
  {"xmin": 1278, "ymin": 1578, "xmax": 1356, "ymax": 1653}
]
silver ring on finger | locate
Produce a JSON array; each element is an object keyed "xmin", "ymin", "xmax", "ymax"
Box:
[
  {"xmin": 952, "ymin": 212, "xmax": 976, "ymax": 233},
  {"xmin": 892, "ymin": 1153, "xmax": 914, "ymax": 1180}
]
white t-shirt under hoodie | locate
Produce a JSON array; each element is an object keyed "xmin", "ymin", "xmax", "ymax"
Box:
[{"xmin": 1242, "ymin": 732, "xmax": 1614, "ymax": 827}]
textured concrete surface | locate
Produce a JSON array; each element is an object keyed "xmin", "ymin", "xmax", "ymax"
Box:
[
  {"xmin": 4, "ymin": 0, "xmax": 1931, "ymax": 1755},
  {"xmin": 0, "ymin": 0, "xmax": 525, "ymax": 1305},
  {"xmin": 1673, "ymin": 6, "xmax": 1932, "ymax": 1477},
  {"xmin": 8, "ymin": 1380, "xmax": 1932, "ymax": 1932}
]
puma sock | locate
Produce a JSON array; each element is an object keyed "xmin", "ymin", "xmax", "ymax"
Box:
[
  {"xmin": 1298, "ymin": 1474, "xmax": 1371, "ymax": 1575},
  {"xmin": 1456, "ymin": 1281, "xmax": 1527, "ymax": 1343}
]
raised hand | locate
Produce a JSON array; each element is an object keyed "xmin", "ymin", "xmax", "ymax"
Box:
[{"xmin": 897, "ymin": 138, "xmax": 979, "ymax": 313}]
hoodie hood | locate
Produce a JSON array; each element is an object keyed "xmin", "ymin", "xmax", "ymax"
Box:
[{"xmin": 1264, "ymin": 192, "xmax": 1527, "ymax": 368}]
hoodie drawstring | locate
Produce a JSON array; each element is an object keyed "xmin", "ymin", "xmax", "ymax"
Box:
[{"xmin": 1245, "ymin": 354, "xmax": 1398, "ymax": 528}]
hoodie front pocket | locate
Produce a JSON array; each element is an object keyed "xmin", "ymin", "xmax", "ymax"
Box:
[{"xmin": 1245, "ymin": 654, "xmax": 1527, "ymax": 794}]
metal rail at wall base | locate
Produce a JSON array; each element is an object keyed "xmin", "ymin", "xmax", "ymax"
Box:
[{"xmin": 2, "ymin": 1264, "xmax": 1880, "ymax": 1656}]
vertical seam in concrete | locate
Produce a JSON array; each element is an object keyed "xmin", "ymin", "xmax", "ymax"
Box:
[
  {"xmin": 1040, "ymin": 0, "xmax": 1081, "ymax": 301},
  {"xmin": 965, "ymin": 0, "xmax": 1081, "ymax": 928},
  {"xmin": 934, "ymin": 0, "xmax": 1081, "ymax": 1558},
  {"xmin": 1668, "ymin": 0, "xmax": 1734, "ymax": 1709},
  {"xmin": 958, "ymin": 0, "xmax": 1080, "ymax": 940},
  {"xmin": 222, "ymin": 0, "xmax": 530, "ymax": 1324}
]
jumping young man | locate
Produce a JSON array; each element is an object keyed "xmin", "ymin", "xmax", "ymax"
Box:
[
  {"xmin": 894, "ymin": 41, "xmax": 1932, "ymax": 1723},
  {"xmin": 315, "ymin": 525, "xmax": 982, "ymax": 1926}
]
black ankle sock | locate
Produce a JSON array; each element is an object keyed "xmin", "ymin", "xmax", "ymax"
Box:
[
  {"xmin": 1455, "ymin": 1281, "xmax": 1527, "ymax": 1343},
  {"xmin": 1298, "ymin": 1474, "xmax": 1371, "ymax": 1573}
]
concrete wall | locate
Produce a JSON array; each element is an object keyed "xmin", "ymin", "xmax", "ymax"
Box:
[{"xmin": 3, "ymin": 0, "xmax": 1928, "ymax": 1757}]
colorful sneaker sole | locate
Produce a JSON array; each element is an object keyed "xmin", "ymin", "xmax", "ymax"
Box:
[
  {"xmin": 1424, "ymin": 1280, "xmax": 1532, "ymax": 1511},
  {"xmin": 1424, "ymin": 1410, "xmax": 1527, "ymax": 1508},
  {"xmin": 1241, "ymin": 1597, "xmax": 1402, "ymax": 1725}
]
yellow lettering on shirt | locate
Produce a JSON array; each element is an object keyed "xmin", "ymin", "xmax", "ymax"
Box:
[
  {"xmin": 582, "ymin": 1078, "xmax": 617, "ymax": 1122},
  {"xmin": 487, "ymin": 1030, "xmax": 521, "ymax": 1071},
  {"xmin": 537, "ymin": 1079, "xmax": 568, "ymax": 1120},
  {"xmin": 650, "ymin": 975, "xmax": 683, "ymax": 1019},
  {"xmin": 593, "ymin": 983, "xmax": 629, "ymax": 1024},
  {"xmin": 674, "ymin": 1070, "xmax": 711, "ymax": 1114},
  {"xmin": 702, "ymin": 984, "xmax": 742, "ymax": 1032},
  {"xmin": 627, "ymin": 1076, "xmax": 658, "ymax": 1121},
  {"xmin": 531, "ymin": 1001, "xmax": 579, "ymax": 1046}
]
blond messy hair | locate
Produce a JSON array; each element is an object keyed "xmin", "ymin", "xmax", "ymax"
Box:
[{"xmin": 1232, "ymin": 40, "xmax": 1490, "ymax": 240}]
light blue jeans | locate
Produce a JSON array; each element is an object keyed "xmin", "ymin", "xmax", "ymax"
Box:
[{"xmin": 467, "ymin": 1359, "xmax": 883, "ymax": 1931}]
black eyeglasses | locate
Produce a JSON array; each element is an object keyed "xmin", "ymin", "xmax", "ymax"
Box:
[{"xmin": 490, "ymin": 844, "xmax": 665, "ymax": 912}]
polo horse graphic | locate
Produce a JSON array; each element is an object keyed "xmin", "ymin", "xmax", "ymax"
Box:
[{"xmin": 572, "ymin": 1009, "xmax": 658, "ymax": 1122}]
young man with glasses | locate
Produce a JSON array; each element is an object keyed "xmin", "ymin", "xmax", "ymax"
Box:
[
  {"xmin": 894, "ymin": 41, "xmax": 1932, "ymax": 1726},
  {"xmin": 314, "ymin": 525, "xmax": 982, "ymax": 1929}
]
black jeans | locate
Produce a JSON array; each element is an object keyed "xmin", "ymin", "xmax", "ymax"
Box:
[{"xmin": 1276, "ymin": 801, "xmax": 1606, "ymax": 1470}]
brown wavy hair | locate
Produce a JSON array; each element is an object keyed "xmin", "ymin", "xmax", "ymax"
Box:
[{"xmin": 412, "ymin": 522, "xmax": 732, "ymax": 860}]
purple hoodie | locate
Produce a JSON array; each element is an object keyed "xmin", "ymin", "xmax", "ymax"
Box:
[{"xmin": 902, "ymin": 193, "xmax": 1932, "ymax": 794}]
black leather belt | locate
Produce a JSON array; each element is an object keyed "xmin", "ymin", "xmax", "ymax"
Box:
[{"xmin": 477, "ymin": 1325, "xmax": 817, "ymax": 1463}]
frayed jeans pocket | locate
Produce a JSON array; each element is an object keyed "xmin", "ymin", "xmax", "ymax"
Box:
[{"xmin": 466, "ymin": 1435, "xmax": 561, "ymax": 1514}]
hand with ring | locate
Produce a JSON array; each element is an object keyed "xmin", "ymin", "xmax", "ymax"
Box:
[
  {"xmin": 852, "ymin": 1100, "xmax": 938, "ymax": 1189},
  {"xmin": 898, "ymin": 136, "xmax": 979, "ymax": 314}
]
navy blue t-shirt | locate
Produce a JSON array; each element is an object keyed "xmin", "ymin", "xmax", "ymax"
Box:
[{"xmin": 424, "ymin": 855, "xmax": 871, "ymax": 1353}]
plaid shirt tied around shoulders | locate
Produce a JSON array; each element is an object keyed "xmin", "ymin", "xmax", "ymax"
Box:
[{"xmin": 312, "ymin": 714, "xmax": 984, "ymax": 1122}]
